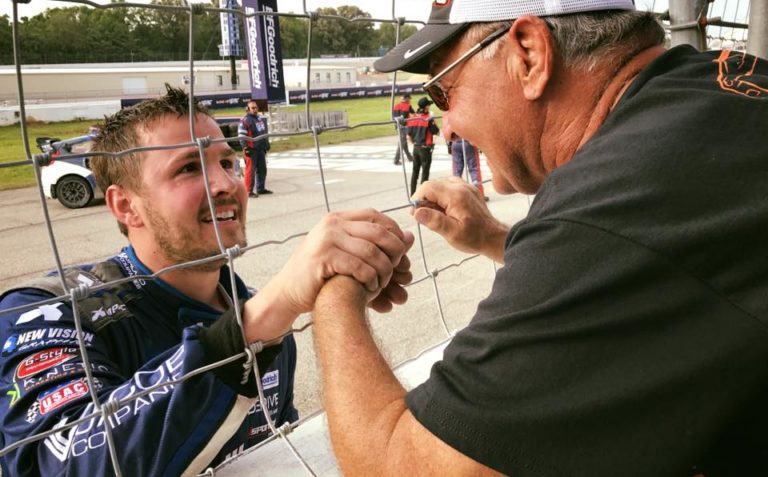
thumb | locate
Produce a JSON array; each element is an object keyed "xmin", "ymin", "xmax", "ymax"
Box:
[{"xmin": 413, "ymin": 207, "xmax": 452, "ymax": 236}]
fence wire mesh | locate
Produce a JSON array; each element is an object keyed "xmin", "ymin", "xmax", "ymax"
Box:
[{"xmin": 0, "ymin": 0, "xmax": 755, "ymax": 475}]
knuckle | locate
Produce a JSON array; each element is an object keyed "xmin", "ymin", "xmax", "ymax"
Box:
[{"xmin": 361, "ymin": 241, "xmax": 379, "ymax": 259}]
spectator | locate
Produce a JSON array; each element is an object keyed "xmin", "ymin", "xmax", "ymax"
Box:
[
  {"xmin": 312, "ymin": 0, "xmax": 768, "ymax": 476},
  {"xmin": 238, "ymin": 100, "xmax": 271, "ymax": 197},
  {"xmin": 392, "ymin": 93, "xmax": 415, "ymax": 165},
  {"xmin": 449, "ymin": 136, "xmax": 486, "ymax": 200},
  {"xmin": 407, "ymin": 97, "xmax": 440, "ymax": 195}
]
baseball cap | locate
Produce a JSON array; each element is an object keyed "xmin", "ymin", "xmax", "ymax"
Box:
[
  {"xmin": 374, "ymin": 0, "xmax": 636, "ymax": 74},
  {"xmin": 418, "ymin": 97, "xmax": 433, "ymax": 109},
  {"xmin": 403, "ymin": 93, "xmax": 412, "ymax": 99}
]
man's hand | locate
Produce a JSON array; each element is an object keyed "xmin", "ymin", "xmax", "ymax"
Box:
[
  {"xmin": 412, "ymin": 178, "xmax": 509, "ymax": 263},
  {"xmin": 242, "ymin": 209, "xmax": 413, "ymax": 342}
]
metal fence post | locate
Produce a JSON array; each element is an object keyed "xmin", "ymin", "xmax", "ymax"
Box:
[
  {"xmin": 747, "ymin": 0, "xmax": 768, "ymax": 57},
  {"xmin": 669, "ymin": 0, "xmax": 709, "ymax": 49}
]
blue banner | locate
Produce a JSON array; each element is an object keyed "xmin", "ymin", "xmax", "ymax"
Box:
[
  {"xmin": 287, "ymin": 84, "xmax": 424, "ymax": 104},
  {"xmin": 218, "ymin": 0, "xmax": 243, "ymax": 58},
  {"xmin": 241, "ymin": 0, "xmax": 285, "ymax": 102},
  {"xmin": 120, "ymin": 84, "xmax": 424, "ymax": 110}
]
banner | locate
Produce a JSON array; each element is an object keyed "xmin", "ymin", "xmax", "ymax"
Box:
[
  {"xmin": 218, "ymin": 0, "xmax": 243, "ymax": 58},
  {"xmin": 287, "ymin": 84, "xmax": 423, "ymax": 105},
  {"xmin": 241, "ymin": 0, "xmax": 286, "ymax": 102}
]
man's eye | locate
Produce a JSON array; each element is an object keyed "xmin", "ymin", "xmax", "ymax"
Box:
[
  {"xmin": 178, "ymin": 163, "xmax": 199, "ymax": 174},
  {"xmin": 221, "ymin": 159, "xmax": 234, "ymax": 169}
]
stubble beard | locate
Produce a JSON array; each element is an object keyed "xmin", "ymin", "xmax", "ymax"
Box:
[{"xmin": 145, "ymin": 204, "xmax": 247, "ymax": 273}]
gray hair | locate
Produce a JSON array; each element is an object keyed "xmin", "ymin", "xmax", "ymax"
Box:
[{"xmin": 466, "ymin": 10, "xmax": 665, "ymax": 72}]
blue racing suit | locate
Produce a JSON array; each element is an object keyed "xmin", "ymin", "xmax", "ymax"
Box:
[{"xmin": 0, "ymin": 246, "xmax": 297, "ymax": 476}]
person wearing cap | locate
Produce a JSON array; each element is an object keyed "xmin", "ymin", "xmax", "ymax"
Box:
[
  {"xmin": 407, "ymin": 97, "xmax": 440, "ymax": 194},
  {"xmin": 392, "ymin": 93, "xmax": 415, "ymax": 165},
  {"xmin": 312, "ymin": 0, "xmax": 768, "ymax": 475}
]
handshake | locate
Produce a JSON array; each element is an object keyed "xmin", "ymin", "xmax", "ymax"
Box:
[
  {"xmin": 241, "ymin": 209, "xmax": 415, "ymax": 343},
  {"xmin": 241, "ymin": 178, "xmax": 507, "ymax": 344}
]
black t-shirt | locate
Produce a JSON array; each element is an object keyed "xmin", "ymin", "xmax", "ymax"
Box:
[{"xmin": 406, "ymin": 46, "xmax": 768, "ymax": 476}]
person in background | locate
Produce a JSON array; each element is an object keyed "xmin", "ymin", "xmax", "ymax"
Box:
[
  {"xmin": 448, "ymin": 131, "xmax": 486, "ymax": 200},
  {"xmin": 392, "ymin": 93, "xmax": 415, "ymax": 165},
  {"xmin": 407, "ymin": 97, "xmax": 439, "ymax": 195},
  {"xmin": 238, "ymin": 100, "xmax": 271, "ymax": 197}
]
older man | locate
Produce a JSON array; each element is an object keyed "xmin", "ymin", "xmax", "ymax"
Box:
[{"xmin": 312, "ymin": 0, "xmax": 768, "ymax": 476}]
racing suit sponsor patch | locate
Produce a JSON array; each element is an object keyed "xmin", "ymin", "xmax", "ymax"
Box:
[
  {"xmin": 16, "ymin": 347, "xmax": 79, "ymax": 379},
  {"xmin": 15, "ymin": 303, "xmax": 65, "ymax": 325},
  {"xmin": 261, "ymin": 370, "xmax": 279, "ymax": 390},
  {"xmin": 39, "ymin": 378, "xmax": 93, "ymax": 415},
  {"xmin": 3, "ymin": 328, "xmax": 94, "ymax": 356},
  {"xmin": 20, "ymin": 361, "xmax": 110, "ymax": 394}
]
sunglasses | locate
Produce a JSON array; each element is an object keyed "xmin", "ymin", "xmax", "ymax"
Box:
[{"xmin": 422, "ymin": 23, "xmax": 511, "ymax": 111}]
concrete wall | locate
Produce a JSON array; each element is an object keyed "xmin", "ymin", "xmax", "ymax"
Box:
[
  {"xmin": 0, "ymin": 60, "xmax": 362, "ymax": 103},
  {"xmin": 0, "ymin": 100, "xmax": 121, "ymax": 126}
]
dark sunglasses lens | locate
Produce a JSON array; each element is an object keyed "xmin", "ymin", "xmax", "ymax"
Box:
[{"xmin": 425, "ymin": 83, "xmax": 449, "ymax": 111}]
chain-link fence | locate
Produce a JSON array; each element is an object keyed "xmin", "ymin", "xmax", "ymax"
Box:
[{"xmin": 0, "ymin": 0, "xmax": 760, "ymax": 476}]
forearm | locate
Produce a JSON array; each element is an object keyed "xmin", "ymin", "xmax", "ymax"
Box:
[
  {"xmin": 313, "ymin": 276, "xmax": 408, "ymax": 476},
  {"xmin": 483, "ymin": 219, "xmax": 509, "ymax": 263},
  {"xmin": 242, "ymin": 274, "xmax": 301, "ymax": 343}
]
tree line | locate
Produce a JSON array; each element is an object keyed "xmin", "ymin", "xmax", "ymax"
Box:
[{"xmin": 0, "ymin": 1, "xmax": 417, "ymax": 65}]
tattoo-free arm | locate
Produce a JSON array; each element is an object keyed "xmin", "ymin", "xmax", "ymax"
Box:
[{"xmin": 313, "ymin": 276, "xmax": 503, "ymax": 477}]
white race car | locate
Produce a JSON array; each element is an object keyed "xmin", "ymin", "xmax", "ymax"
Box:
[{"xmin": 36, "ymin": 134, "xmax": 103, "ymax": 209}]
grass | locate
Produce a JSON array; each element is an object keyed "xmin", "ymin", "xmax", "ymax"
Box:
[
  {"xmin": 0, "ymin": 96, "xmax": 407, "ymax": 191},
  {"xmin": 0, "ymin": 120, "xmax": 101, "ymax": 191},
  {"xmin": 216, "ymin": 96, "xmax": 400, "ymax": 152}
]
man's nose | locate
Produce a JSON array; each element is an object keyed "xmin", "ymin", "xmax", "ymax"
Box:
[{"xmin": 208, "ymin": 161, "xmax": 238, "ymax": 196}]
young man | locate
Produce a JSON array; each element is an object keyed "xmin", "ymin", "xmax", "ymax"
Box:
[
  {"xmin": 312, "ymin": 0, "xmax": 768, "ymax": 476},
  {"xmin": 407, "ymin": 97, "xmax": 440, "ymax": 195},
  {"xmin": 392, "ymin": 93, "xmax": 415, "ymax": 165},
  {"xmin": 238, "ymin": 100, "xmax": 271, "ymax": 196},
  {"xmin": 0, "ymin": 86, "xmax": 413, "ymax": 476}
]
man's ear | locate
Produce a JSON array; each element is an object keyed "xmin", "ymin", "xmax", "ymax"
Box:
[
  {"xmin": 105, "ymin": 184, "xmax": 144, "ymax": 231},
  {"xmin": 506, "ymin": 16, "xmax": 554, "ymax": 100}
]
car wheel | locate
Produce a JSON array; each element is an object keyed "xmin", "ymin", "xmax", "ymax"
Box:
[{"xmin": 55, "ymin": 175, "xmax": 93, "ymax": 209}]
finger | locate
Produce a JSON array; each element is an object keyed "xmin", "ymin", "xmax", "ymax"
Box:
[
  {"xmin": 368, "ymin": 283, "xmax": 409, "ymax": 313},
  {"xmin": 333, "ymin": 234, "xmax": 394, "ymax": 292},
  {"xmin": 342, "ymin": 221, "xmax": 408, "ymax": 263},
  {"xmin": 392, "ymin": 255, "xmax": 412, "ymax": 281},
  {"xmin": 394, "ymin": 253, "xmax": 412, "ymax": 273},
  {"xmin": 334, "ymin": 208, "xmax": 406, "ymax": 240},
  {"xmin": 327, "ymin": 251, "xmax": 380, "ymax": 293},
  {"xmin": 368, "ymin": 295, "xmax": 393, "ymax": 313},
  {"xmin": 412, "ymin": 206, "xmax": 456, "ymax": 237},
  {"xmin": 391, "ymin": 267, "xmax": 413, "ymax": 286},
  {"xmin": 383, "ymin": 282, "xmax": 409, "ymax": 305}
]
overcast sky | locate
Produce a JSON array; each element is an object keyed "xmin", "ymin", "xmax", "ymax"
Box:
[{"xmin": 1, "ymin": 0, "xmax": 433, "ymax": 22}]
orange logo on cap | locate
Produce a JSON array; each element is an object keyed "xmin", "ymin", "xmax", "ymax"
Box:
[{"xmin": 433, "ymin": 0, "xmax": 452, "ymax": 7}]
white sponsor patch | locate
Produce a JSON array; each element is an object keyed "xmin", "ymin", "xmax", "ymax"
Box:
[
  {"xmin": 261, "ymin": 370, "xmax": 279, "ymax": 390},
  {"xmin": 16, "ymin": 303, "xmax": 65, "ymax": 325}
]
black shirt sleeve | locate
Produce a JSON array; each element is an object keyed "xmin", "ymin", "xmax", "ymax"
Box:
[
  {"xmin": 406, "ymin": 218, "xmax": 768, "ymax": 477},
  {"xmin": 198, "ymin": 304, "xmax": 282, "ymax": 398}
]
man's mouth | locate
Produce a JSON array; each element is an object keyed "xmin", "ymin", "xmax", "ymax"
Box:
[{"xmin": 201, "ymin": 210, "xmax": 237, "ymax": 223}]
